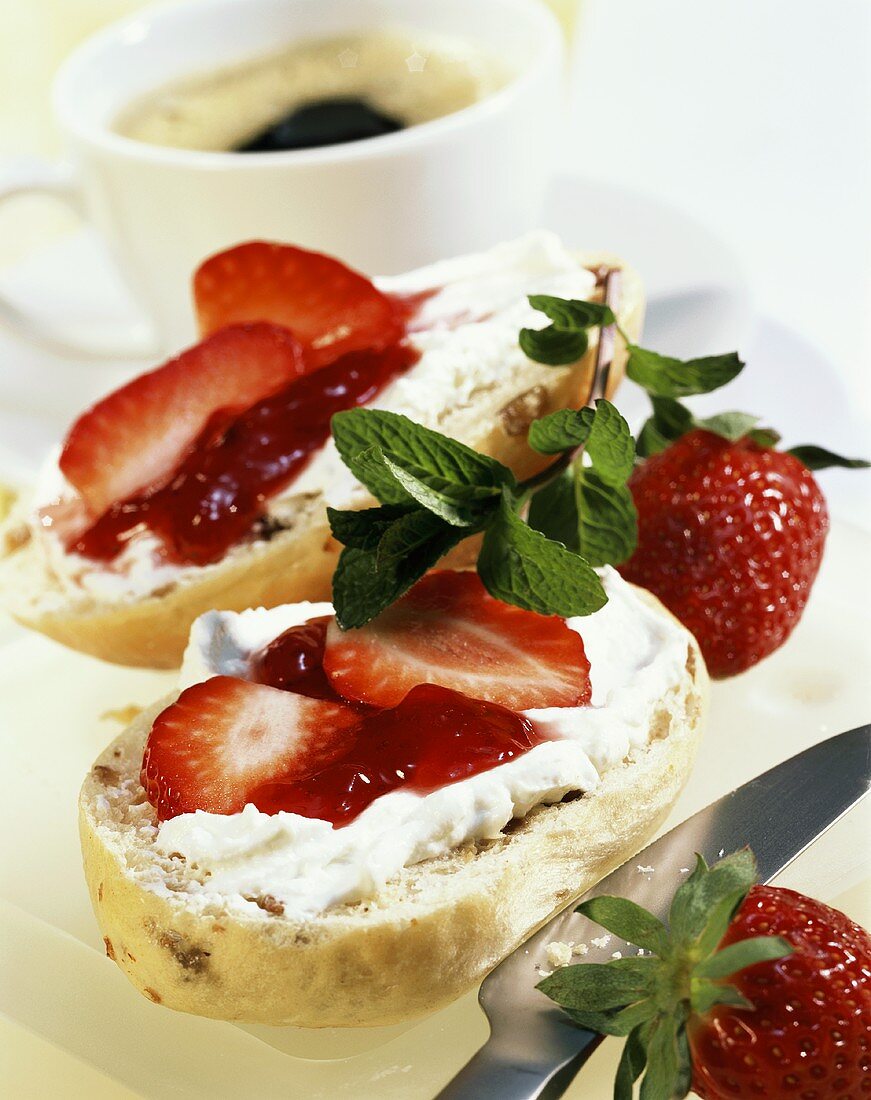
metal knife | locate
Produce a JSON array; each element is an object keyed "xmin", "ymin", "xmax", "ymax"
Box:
[{"xmin": 436, "ymin": 723, "xmax": 871, "ymax": 1100}]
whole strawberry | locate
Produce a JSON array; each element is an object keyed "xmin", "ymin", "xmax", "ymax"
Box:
[
  {"xmin": 690, "ymin": 884, "xmax": 871, "ymax": 1099},
  {"xmin": 539, "ymin": 850, "xmax": 871, "ymax": 1100},
  {"xmin": 619, "ymin": 429, "xmax": 829, "ymax": 677}
]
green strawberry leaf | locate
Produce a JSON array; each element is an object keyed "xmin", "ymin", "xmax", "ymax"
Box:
[
  {"xmin": 576, "ymin": 896, "xmax": 671, "ymax": 956},
  {"xmin": 627, "ymin": 346, "xmax": 744, "ymax": 397},
  {"xmin": 697, "ymin": 410, "xmax": 760, "ymax": 441},
  {"xmin": 788, "ymin": 445, "xmax": 871, "ymax": 471},
  {"xmin": 669, "ymin": 850, "xmax": 757, "ymax": 944},
  {"xmin": 537, "ymin": 958, "xmax": 656, "ymax": 1012},
  {"xmin": 477, "ymin": 492, "xmax": 607, "ymax": 618},
  {"xmin": 638, "ymin": 1014, "xmax": 685, "ymax": 1100},
  {"xmin": 694, "ymin": 936, "xmax": 793, "ymax": 981},
  {"xmin": 615, "ymin": 1024, "xmax": 650, "ymax": 1100}
]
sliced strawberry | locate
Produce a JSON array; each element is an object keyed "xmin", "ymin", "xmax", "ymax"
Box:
[
  {"xmin": 192, "ymin": 241, "xmax": 403, "ymax": 366},
  {"xmin": 60, "ymin": 323, "xmax": 306, "ymax": 517},
  {"xmin": 322, "ymin": 570, "xmax": 592, "ymax": 711},
  {"xmin": 141, "ymin": 676, "xmax": 360, "ymax": 820}
]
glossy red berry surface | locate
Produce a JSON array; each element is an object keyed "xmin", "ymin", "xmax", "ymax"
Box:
[
  {"xmin": 619, "ymin": 430, "xmax": 829, "ymax": 677},
  {"xmin": 690, "ymin": 885, "xmax": 871, "ymax": 1099}
]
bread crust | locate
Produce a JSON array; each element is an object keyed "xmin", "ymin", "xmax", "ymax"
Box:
[
  {"xmin": 79, "ymin": 594, "xmax": 706, "ymax": 1028},
  {"xmin": 2, "ymin": 253, "xmax": 644, "ymax": 668}
]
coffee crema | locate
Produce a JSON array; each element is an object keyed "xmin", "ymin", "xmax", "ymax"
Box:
[{"xmin": 114, "ymin": 32, "xmax": 510, "ymax": 153}]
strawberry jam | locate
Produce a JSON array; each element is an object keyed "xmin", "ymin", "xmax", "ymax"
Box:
[
  {"xmin": 249, "ymin": 683, "xmax": 543, "ymax": 826},
  {"xmin": 70, "ymin": 340, "xmax": 418, "ymax": 566},
  {"xmin": 251, "ymin": 617, "xmax": 339, "ymax": 702}
]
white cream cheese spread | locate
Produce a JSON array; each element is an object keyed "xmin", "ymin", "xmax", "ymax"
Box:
[
  {"xmin": 30, "ymin": 232, "xmax": 597, "ymax": 604},
  {"xmin": 156, "ymin": 570, "xmax": 691, "ymax": 920}
]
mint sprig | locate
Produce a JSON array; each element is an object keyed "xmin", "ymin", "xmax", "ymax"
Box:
[
  {"xmin": 538, "ymin": 850, "xmax": 793, "ymax": 1100},
  {"xmin": 327, "ymin": 407, "xmax": 621, "ymax": 628},
  {"xmin": 519, "ymin": 295, "xmax": 616, "ymax": 366}
]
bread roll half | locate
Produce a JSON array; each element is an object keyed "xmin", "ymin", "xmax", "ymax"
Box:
[
  {"xmin": 1, "ymin": 251, "xmax": 643, "ymax": 669},
  {"xmin": 79, "ymin": 591, "xmax": 705, "ymax": 1029}
]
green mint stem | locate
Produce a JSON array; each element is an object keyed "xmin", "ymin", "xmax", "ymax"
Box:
[{"xmin": 518, "ymin": 270, "xmax": 622, "ymax": 497}]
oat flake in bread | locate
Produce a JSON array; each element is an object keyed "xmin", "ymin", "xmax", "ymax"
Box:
[
  {"xmin": 1, "ymin": 233, "xmax": 643, "ymax": 668},
  {"xmin": 80, "ymin": 574, "xmax": 706, "ymax": 1027}
]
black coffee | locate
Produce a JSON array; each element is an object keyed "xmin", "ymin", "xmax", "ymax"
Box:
[{"xmin": 236, "ymin": 97, "xmax": 404, "ymax": 152}]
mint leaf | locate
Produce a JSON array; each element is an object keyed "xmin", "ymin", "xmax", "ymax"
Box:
[
  {"xmin": 585, "ymin": 400, "xmax": 635, "ymax": 485},
  {"xmin": 519, "ymin": 325, "xmax": 588, "ymax": 366},
  {"xmin": 332, "ymin": 409, "xmax": 514, "ymax": 506},
  {"xmin": 627, "ymin": 346, "xmax": 744, "ymax": 397},
  {"xmin": 788, "ymin": 445, "xmax": 870, "ymax": 471},
  {"xmin": 478, "ymin": 493, "xmax": 606, "ymax": 617},
  {"xmin": 528, "ymin": 407, "xmax": 593, "ymax": 455},
  {"xmin": 332, "ymin": 510, "xmax": 467, "ymax": 629},
  {"xmin": 636, "ymin": 396, "xmax": 693, "ymax": 458},
  {"xmin": 379, "ymin": 453, "xmax": 499, "ymax": 527},
  {"xmin": 574, "ymin": 467, "xmax": 637, "ymax": 567},
  {"xmin": 527, "ymin": 469, "xmax": 580, "ymax": 552},
  {"xmin": 520, "ymin": 295, "xmax": 615, "ymax": 366},
  {"xmin": 529, "ymin": 295, "xmax": 617, "ymax": 330},
  {"xmin": 327, "ymin": 503, "xmax": 412, "ymax": 550}
]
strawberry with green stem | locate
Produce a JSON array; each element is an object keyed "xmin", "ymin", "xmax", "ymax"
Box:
[{"xmin": 538, "ymin": 849, "xmax": 871, "ymax": 1100}]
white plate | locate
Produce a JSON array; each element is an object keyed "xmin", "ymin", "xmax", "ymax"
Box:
[
  {"xmin": 0, "ymin": 520, "xmax": 868, "ymax": 1099},
  {"xmin": 0, "ymin": 173, "xmax": 752, "ymax": 482}
]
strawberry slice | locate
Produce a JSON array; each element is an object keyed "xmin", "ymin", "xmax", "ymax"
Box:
[
  {"xmin": 60, "ymin": 323, "xmax": 306, "ymax": 517},
  {"xmin": 192, "ymin": 241, "xmax": 403, "ymax": 366},
  {"xmin": 141, "ymin": 676, "xmax": 360, "ymax": 820},
  {"xmin": 322, "ymin": 571, "xmax": 592, "ymax": 711}
]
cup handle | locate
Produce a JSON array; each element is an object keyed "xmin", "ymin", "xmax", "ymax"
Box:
[{"xmin": 0, "ymin": 159, "xmax": 160, "ymax": 361}]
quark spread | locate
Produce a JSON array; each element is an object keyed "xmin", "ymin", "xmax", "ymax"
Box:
[
  {"xmin": 30, "ymin": 232, "xmax": 597, "ymax": 604},
  {"xmin": 155, "ymin": 570, "xmax": 690, "ymax": 920}
]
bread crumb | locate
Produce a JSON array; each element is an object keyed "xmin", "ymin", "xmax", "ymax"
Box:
[
  {"xmin": 637, "ymin": 948, "xmax": 646, "ymax": 956},
  {"xmin": 611, "ymin": 951, "xmax": 623, "ymax": 959},
  {"xmin": 537, "ymin": 969, "xmax": 553, "ymax": 979},
  {"xmin": 545, "ymin": 941, "xmax": 574, "ymax": 969},
  {"xmin": 591, "ymin": 935, "xmax": 611, "ymax": 949},
  {"xmin": 573, "ymin": 942, "xmax": 589, "ymax": 957},
  {"xmin": 637, "ymin": 865, "xmax": 655, "ymax": 874},
  {"xmin": 680, "ymin": 867, "xmax": 690, "ymax": 874},
  {"xmin": 245, "ymin": 893, "xmax": 285, "ymax": 916}
]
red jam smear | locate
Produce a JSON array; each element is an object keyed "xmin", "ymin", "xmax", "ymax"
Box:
[
  {"xmin": 70, "ymin": 340, "xmax": 418, "ymax": 566},
  {"xmin": 250, "ymin": 617, "xmax": 340, "ymax": 702},
  {"xmin": 249, "ymin": 683, "xmax": 543, "ymax": 827},
  {"xmin": 248, "ymin": 615, "xmax": 550, "ymax": 825}
]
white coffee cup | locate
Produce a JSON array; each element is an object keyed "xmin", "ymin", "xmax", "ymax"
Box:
[{"xmin": 0, "ymin": 0, "xmax": 563, "ymax": 359}]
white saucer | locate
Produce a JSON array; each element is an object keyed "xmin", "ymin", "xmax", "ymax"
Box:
[{"xmin": 0, "ymin": 173, "xmax": 753, "ymax": 482}]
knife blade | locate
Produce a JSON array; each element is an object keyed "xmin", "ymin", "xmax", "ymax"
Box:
[{"xmin": 436, "ymin": 723, "xmax": 871, "ymax": 1100}]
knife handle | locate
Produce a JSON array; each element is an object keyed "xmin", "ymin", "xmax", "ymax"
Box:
[{"xmin": 435, "ymin": 1031, "xmax": 604, "ymax": 1100}]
